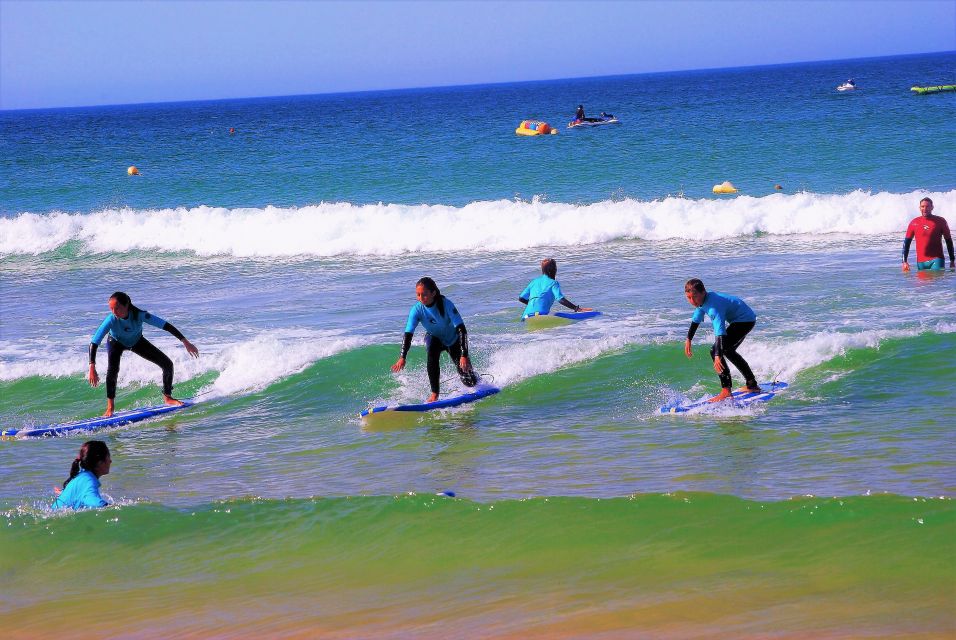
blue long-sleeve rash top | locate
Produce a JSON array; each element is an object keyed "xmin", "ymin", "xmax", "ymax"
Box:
[
  {"xmin": 91, "ymin": 309, "xmax": 168, "ymax": 348},
  {"xmin": 404, "ymin": 297, "xmax": 465, "ymax": 347},
  {"xmin": 51, "ymin": 470, "xmax": 109, "ymax": 511},
  {"xmin": 689, "ymin": 292, "xmax": 757, "ymax": 337}
]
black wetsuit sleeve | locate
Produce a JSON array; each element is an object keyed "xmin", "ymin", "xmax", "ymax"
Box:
[
  {"xmin": 518, "ymin": 296, "xmax": 529, "ymax": 304},
  {"xmin": 713, "ymin": 335, "xmax": 725, "ymax": 358},
  {"xmin": 902, "ymin": 237, "xmax": 913, "ymax": 262},
  {"xmin": 686, "ymin": 322, "xmax": 700, "ymax": 341},
  {"xmin": 456, "ymin": 324, "xmax": 469, "ymax": 358},
  {"xmin": 558, "ymin": 297, "xmax": 581, "ymax": 312},
  {"xmin": 946, "ymin": 236, "xmax": 955, "ymax": 264},
  {"xmin": 399, "ymin": 332, "xmax": 413, "ymax": 359},
  {"xmin": 162, "ymin": 322, "xmax": 186, "ymax": 341},
  {"xmin": 89, "ymin": 343, "xmax": 98, "ymax": 365}
]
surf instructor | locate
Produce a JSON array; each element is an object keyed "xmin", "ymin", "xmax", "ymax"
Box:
[
  {"xmin": 88, "ymin": 291, "xmax": 199, "ymax": 417},
  {"xmin": 902, "ymin": 197, "xmax": 953, "ymax": 272},
  {"xmin": 392, "ymin": 277, "xmax": 478, "ymax": 403}
]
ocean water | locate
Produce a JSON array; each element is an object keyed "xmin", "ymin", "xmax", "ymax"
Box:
[{"xmin": 1, "ymin": 52, "xmax": 955, "ymax": 638}]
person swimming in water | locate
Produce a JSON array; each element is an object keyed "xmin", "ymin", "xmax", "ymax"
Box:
[
  {"xmin": 519, "ymin": 258, "xmax": 592, "ymax": 318},
  {"xmin": 391, "ymin": 277, "xmax": 479, "ymax": 402},
  {"xmin": 52, "ymin": 440, "xmax": 112, "ymax": 511},
  {"xmin": 683, "ymin": 279, "xmax": 760, "ymax": 402},
  {"xmin": 88, "ymin": 291, "xmax": 199, "ymax": 417}
]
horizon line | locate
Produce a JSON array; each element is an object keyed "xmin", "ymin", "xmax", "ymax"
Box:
[{"xmin": 2, "ymin": 49, "xmax": 953, "ymax": 114}]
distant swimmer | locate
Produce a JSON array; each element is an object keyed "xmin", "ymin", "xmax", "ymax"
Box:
[
  {"xmin": 391, "ymin": 277, "xmax": 479, "ymax": 403},
  {"xmin": 683, "ymin": 279, "xmax": 759, "ymax": 402},
  {"xmin": 519, "ymin": 258, "xmax": 592, "ymax": 318},
  {"xmin": 88, "ymin": 291, "xmax": 199, "ymax": 417},
  {"xmin": 52, "ymin": 440, "xmax": 111, "ymax": 511},
  {"xmin": 902, "ymin": 197, "xmax": 953, "ymax": 272}
]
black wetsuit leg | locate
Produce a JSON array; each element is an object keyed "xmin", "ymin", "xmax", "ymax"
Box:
[
  {"xmin": 129, "ymin": 336, "xmax": 175, "ymax": 396},
  {"xmin": 425, "ymin": 335, "xmax": 446, "ymax": 394},
  {"xmin": 446, "ymin": 340, "xmax": 478, "ymax": 387},
  {"xmin": 710, "ymin": 321, "xmax": 757, "ymax": 389},
  {"xmin": 105, "ymin": 337, "xmax": 127, "ymax": 400}
]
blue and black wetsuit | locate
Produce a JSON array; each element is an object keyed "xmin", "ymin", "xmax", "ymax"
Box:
[
  {"xmin": 51, "ymin": 469, "xmax": 108, "ymax": 511},
  {"xmin": 518, "ymin": 274, "xmax": 581, "ymax": 317},
  {"xmin": 400, "ymin": 296, "xmax": 478, "ymax": 394},
  {"xmin": 688, "ymin": 292, "xmax": 758, "ymax": 390},
  {"xmin": 89, "ymin": 308, "xmax": 186, "ymax": 399}
]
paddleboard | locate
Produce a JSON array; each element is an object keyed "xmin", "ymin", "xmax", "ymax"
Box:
[
  {"xmin": 2, "ymin": 401, "xmax": 194, "ymax": 438},
  {"xmin": 361, "ymin": 385, "xmax": 500, "ymax": 421},
  {"xmin": 659, "ymin": 382, "xmax": 788, "ymax": 414},
  {"xmin": 522, "ymin": 310, "xmax": 601, "ymax": 329}
]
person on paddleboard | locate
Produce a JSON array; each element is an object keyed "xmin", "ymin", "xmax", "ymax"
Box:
[
  {"xmin": 392, "ymin": 277, "xmax": 478, "ymax": 402},
  {"xmin": 683, "ymin": 279, "xmax": 760, "ymax": 402},
  {"xmin": 88, "ymin": 291, "xmax": 199, "ymax": 417},
  {"xmin": 52, "ymin": 440, "xmax": 111, "ymax": 510},
  {"xmin": 518, "ymin": 258, "xmax": 592, "ymax": 318},
  {"xmin": 902, "ymin": 197, "xmax": 954, "ymax": 272}
]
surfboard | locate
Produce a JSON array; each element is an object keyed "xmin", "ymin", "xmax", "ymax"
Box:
[
  {"xmin": 659, "ymin": 382, "xmax": 788, "ymax": 414},
  {"xmin": 361, "ymin": 385, "xmax": 500, "ymax": 421},
  {"xmin": 522, "ymin": 310, "xmax": 602, "ymax": 329},
  {"xmin": 2, "ymin": 401, "xmax": 194, "ymax": 438}
]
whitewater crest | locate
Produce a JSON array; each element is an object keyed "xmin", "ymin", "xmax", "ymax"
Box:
[{"xmin": 1, "ymin": 190, "xmax": 952, "ymax": 258}]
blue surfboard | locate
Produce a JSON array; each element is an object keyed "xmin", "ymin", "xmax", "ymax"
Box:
[
  {"xmin": 361, "ymin": 385, "xmax": 500, "ymax": 420},
  {"xmin": 659, "ymin": 382, "xmax": 788, "ymax": 414},
  {"xmin": 2, "ymin": 401, "xmax": 194, "ymax": 438},
  {"xmin": 522, "ymin": 310, "xmax": 601, "ymax": 328}
]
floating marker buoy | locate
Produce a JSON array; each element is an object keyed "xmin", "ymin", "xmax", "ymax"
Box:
[
  {"xmin": 712, "ymin": 181, "xmax": 737, "ymax": 194},
  {"xmin": 127, "ymin": 166, "xmax": 139, "ymax": 176}
]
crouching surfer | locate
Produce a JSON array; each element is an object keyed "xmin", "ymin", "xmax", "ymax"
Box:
[
  {"xmin": 391, "ymin": 277, "xmax": 478, "ymax": 402},
  {"xmin": 683, "ymin": 279, "xmax": 759, "ymax": 402},
  {"xmin": 88, "ymin": 291, "xmax": 199, "ymax": 416}
]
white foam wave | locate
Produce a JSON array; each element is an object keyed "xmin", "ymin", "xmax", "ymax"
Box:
[
  {"xmin": 3, "ymin": 190, "xmax": 952, "ymax": 257},
  {"xmin": 0, "ymin": 330, "xmax": 364, "ymax": 397}
]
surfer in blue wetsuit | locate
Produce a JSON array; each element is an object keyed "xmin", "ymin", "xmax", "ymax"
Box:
[
  {"xmin": 88, "ymin": 291, "xmax": 199, "ymax": 417},
  {"xmin": 683, "ymin": 279, "xmax": 760, "ymax": 402},
  {"xmin": 391, "ymin": 277, "xmax": 478, "ymax": 402},
  {"xmin": 519, "ymin": 258, "xmax": 591, "ymax": 318},
  {"xmin": 52, "ymin": 440, "xmax": 111, "ymax": 511}
]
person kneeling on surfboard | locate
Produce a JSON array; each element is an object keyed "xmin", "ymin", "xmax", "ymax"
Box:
[
  {"xmin": 519, "ymin": 258, "xmax": 592, "ymax": 318},
  {"xmin": 52, "ymin": 440, "xmax": 111, "ymax": 510},
  {"xmin": 391, "ymin": 277, "xmax": 478, "ymax": 403},
  {"xmin": 88, "ymin": 291, "xmax": 199, "ymax": 417},
  {"xmin": 683, "ymin": 279, "xmax": 760, "ymax": 402}
]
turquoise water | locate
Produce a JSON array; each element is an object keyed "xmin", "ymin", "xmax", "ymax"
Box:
[{"xmin": 1, "ymin": 52, "xmax": 955, "ymax": 636}]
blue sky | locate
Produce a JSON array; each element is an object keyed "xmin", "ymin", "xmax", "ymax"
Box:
[{"xmin": 1, "ymin": 0, "xmax": 954, "ymax": 110}]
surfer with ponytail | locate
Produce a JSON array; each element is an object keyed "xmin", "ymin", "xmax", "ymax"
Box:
[
  {"xmin": 392, "ymin": 277, "xmax": 479, "ymax": 402},
  {"xmin": 52, "ymin": 440, "xmax": 111, "ymax": 510}
]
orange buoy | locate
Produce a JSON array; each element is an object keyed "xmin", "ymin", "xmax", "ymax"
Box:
[{"xmin": 127, "ymin": 166, "xmax": 140, "ymax": 176}]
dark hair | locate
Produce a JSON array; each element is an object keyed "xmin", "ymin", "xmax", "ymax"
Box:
[
  {"xmin": 110, "ymin": 291, "xmax": 141, "ymax": 320},
  {"xmin": 63, "ymin": 440, "xmax": 111, "ymax": 488},
  {"xmin": 540, "ymin": 258, "xmax": 557, "ymax": 279},
  {"xmin": 684, "ymin": 278, "xmax": 706, "ymax": 294},
  {"xmin": 920, "ymin": 197, "xmax": 933, "ymax": 206},
  {"xmin": 416, "ymin": 277, "xmax": 446, "ymax": 317}
]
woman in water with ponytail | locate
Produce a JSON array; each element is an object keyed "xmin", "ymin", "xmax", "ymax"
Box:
[
  {"xmin": 392, "ymin": 277, "xmax": 479, "ymax": 402},
  {"xmin": 52, "ymin": 440, "xmax": 112, "ymax": 510},
  {"xmin": 88, "ymin": 291, "xmax": 199, "ymax": 417}
]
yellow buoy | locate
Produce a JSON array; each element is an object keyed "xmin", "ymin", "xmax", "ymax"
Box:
[
  {"xmin": 712, "ymin": 181, "xmax": 737, "ymax": 194},
  {"xmin": 127, "ymin": 166, "xmax": 140, "ymax": 176}
]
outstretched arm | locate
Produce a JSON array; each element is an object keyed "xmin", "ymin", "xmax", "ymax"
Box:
[
  {"xmin": 163, "ymin": 322, "xmax": 199, "ymax": 357},
  {"xmin": 558, "ymin": 297, "xmax": 592, "ymax": 312}
]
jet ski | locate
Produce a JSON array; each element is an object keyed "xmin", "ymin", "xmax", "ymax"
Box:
[{"xmin": 568, "ymin": 113, "xmax": 620, "ymax": 128}]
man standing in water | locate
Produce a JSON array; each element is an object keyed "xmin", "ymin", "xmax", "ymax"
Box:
[{"xmin": 902, "ymin": 197, "xmax": 954, "ymax": 271}]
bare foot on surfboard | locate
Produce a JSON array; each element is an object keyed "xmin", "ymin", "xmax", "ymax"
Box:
[
  {"xmin": 708, "ymin": 389, "xmax": 733, "ymax": 403},
  {"xmin": 164, "ymin": 395, "xmax": 185, "ymax": 407},
  {"xmin": 427, "ymin": 393, "xmax": 439, "ymax": 403}
]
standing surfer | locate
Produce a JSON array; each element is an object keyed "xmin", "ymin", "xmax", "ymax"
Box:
[
  {"xmin": 682, "ymin": 279, "xmax": 760, "ymax": 402},
  {"xmin": 902, "ymin": 197, "xmax": 954, "ymax": 272},
  {"xmin": 88, "ymin": 291, "xmax": 199, "ymax": 416},
  {"xmin": 391, "ymin": 277, "xmax": 478, "ymax": 402}
]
